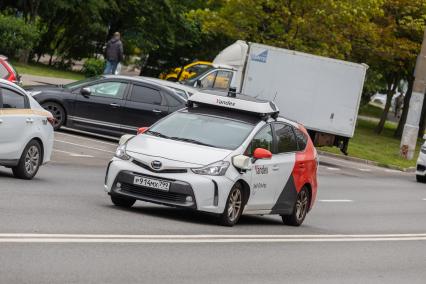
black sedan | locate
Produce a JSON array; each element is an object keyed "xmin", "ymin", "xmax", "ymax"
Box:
[{"xmin": 25, "ymin": 75, "xmax": 187, "ymax": 136}]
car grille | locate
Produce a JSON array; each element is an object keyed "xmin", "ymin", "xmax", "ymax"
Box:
[
  {"xmin": 132, "ymin": 159, "xmax": 188, "ymax": 174},
  {"xmin": 120, "ymin": 183, "xmax": 187, "ymax": 204}
]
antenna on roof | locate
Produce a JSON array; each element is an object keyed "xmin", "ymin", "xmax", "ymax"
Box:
[
  {"xmin": 272, "ymin": 91, "xmax": 278, "ymax": 102},
  {"xmin": 228, "ymin": 87, "xmax": 237, "ymax": 98}
]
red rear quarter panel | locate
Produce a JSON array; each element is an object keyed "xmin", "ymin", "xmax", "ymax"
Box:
[{"xmin": 292, "ymin": 124, "xmax": 318, "ymax": 210}]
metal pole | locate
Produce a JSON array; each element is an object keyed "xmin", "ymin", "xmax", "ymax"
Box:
[{"xmin": 400, "ymin": 28, "xmax": 426, "ymax": 159}]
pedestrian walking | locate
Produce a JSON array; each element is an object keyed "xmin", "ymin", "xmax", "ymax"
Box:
[{"xmin": 104, "ymin": 32, "xmax": 123, "ymax": 75}]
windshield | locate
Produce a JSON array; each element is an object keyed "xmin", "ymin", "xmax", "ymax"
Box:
[
  {"xmin": 64, "ymin": 76, "xmax": 103, "ymax": 89},
  {"xmin": 147, "ymin": 111, "xmax": 254, "ymax": 150}
]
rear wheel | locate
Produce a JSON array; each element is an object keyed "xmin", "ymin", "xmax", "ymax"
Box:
[
  {"xmin": 219, "ymin": 183, "xmax": 244, "ymax": 227},
  {"xmin": 12, "ymin": 140, "xmax": 42, "ymax": 180},
  {"xmin": 111, "ymin": 195, "xmax": 136, "ymax": 208},
  {"xmin": 416, "ymin": 175, "xmax": 426, "ymax": 183},
  {"xmin": 282, "ymin": 187, "xmax": 309, "ymax": 226},
  {"xmin": 42, "ymin": 102, "xmax": 65, "ymax": 130}
]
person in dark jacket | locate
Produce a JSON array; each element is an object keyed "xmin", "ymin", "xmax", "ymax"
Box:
[{"xmin": 104, "ymin": 32, "xmax": 123, "ymax": 74}]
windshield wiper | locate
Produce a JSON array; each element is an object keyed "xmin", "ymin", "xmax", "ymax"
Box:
[
  {"xmin": 169, "ymin": 137, "xmax": 216, "ymax": 148},
  {"xmin": 146, "ymin": 131, "xmax": 170, "ymax": 139}
]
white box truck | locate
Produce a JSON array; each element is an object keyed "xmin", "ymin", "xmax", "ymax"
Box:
[{"xmin": 183, "ymin": 40, "xmax": 368, "ymax": 153}]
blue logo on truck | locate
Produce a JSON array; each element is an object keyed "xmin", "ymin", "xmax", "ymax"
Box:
[{"xmin": 250, "ymin": 50, "xmax": 268, "ymax": 63}]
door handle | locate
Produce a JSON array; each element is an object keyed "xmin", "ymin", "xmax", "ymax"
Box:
[
  {"xmin": 110, "ymin": 103, "xmax": 120, "ymax": 108},
  {"xmin": 26, "ymin": 118, "xmax": 34, "ymax": 124},
  {"xmin": 152, "ymin": 109, "xmax": 162, "ymax": 113}
]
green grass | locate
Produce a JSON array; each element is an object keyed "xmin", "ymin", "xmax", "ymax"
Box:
[
  {"xmin": 321, "ymin": 119, "xmax": 422, "ymax": 169},
  {"xmin": 358, "ymin": 103, "xmax": 384, "ymax": 119},
  {"xmin": 12, "ymin": 61, "xmax": 84, "ymax": 81}
]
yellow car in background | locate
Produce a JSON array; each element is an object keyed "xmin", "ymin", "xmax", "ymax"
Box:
[{"xmin": 160, "ymin": 61, "xmax": 213, "ymax": 82}]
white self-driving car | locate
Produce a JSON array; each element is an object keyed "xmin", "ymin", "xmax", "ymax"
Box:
[
  {"xmin": 105, "ymin": 90, "xmax": 318, "ymax": 226},
  {"xmin": 416, "ymin": 135, "xmax": 426, "ymax": 182},
  {"xmin": 0, "ymin": 79, "xmax": 54, "ymax": 179}
]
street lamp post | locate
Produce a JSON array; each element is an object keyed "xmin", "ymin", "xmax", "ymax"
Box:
[{"xmin": 400, "ymin": 28, "xmax": 426, "ymax": 160}]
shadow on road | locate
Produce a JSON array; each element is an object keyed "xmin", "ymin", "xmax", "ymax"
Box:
[{"xmin": 103, "ymin": 203, "xmax": 284, "ymax": 227}]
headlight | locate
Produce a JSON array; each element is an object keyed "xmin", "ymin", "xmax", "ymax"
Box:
[
  {"xmin": 191, "ymin": 161, "xmax": 230, "ymax": 176},
  {"xmin": 27, "ymin": 91, "xmax": 41, "ymax": 96},
  {"xmin": 115, "ymin": 144, "xmax": 131, "ymax": 160}
]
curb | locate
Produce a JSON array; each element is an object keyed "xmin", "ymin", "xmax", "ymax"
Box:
[{"xmin": 317, "ymin": 150, "xmax": 416, "ymax": 173}]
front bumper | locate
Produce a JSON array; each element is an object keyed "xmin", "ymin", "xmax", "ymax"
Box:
[
  {"xmin": 105, "ymin": 158, "xmax": 234, "ymax": 214},
  {"xmin": 111, "ymin": 170, "xmax": 197, "ymax": 209},
  {"xmin": 416, "ymin": 151, "xmax": 426, "ymax": 176}
]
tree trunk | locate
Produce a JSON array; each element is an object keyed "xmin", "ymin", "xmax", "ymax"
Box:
[
  {"xmin": 394, "ymin": 77, "xmax": 414, "ymax": 137},
  {"xmin": 49, "ymin": 54, "xmax": 54, "ymax": 66},
  {"xmin": 418, "ymin": 92, "xmax": 426, "ymax": 138},
  {"xmin": 375, "ymin": 80, "xmax": 398, "ymax": 134}
]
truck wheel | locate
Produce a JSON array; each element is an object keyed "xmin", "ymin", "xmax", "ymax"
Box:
[
  {"xmin": 282, "ymin": 187, "xmax": 309, "ymax": 226},
  {"xmin": 416, "ymin": 175, "xmax": 426, "ymax": 183},
  {"xmin": 12, "ymin": 140, "xmax": 42, "ymax": 180},
  {"xmin": 219, "ymin": 183, "xmax": 244, "ymax": 227},
  {"xmin": 42, "ymin": 102, "xmax": 65, "ymax": 130},
  {"xmin": 111, "ymin": 195, "xmax": 136, "ymax": 208}
]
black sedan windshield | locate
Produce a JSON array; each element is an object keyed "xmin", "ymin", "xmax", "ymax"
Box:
[
  {"xmin": 64, "ymin": 76, "xmax": 103, "ymax": 89},
  {"xmin": 147, "ymin": 112, "xmax": 254, "ymax": 150}
]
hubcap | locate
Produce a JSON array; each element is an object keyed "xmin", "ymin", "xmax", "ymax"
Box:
[
  {"xmin": 295, "ymin": 190, "xmax": 308, "ymax": 221},
  {"xmin": 24, "ymin": 146, "xmax": 40, "ymax": 175},
  {"xmin": 227, "ymin": 188, "xmax": 242, "ymax": 222},
  {"xmin": 44, "ymin": 104, "xmax": 62, "ymax": 128}
]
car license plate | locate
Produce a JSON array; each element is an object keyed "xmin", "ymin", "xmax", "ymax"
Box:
[{"xmin": 133, "ymin": 176, "xmax": 170, "ymax": 191}]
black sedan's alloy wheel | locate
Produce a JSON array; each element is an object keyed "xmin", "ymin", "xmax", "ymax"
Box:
[{"xmin": 42, "ymin": 102, "xmax": 65, "ymax": 130}]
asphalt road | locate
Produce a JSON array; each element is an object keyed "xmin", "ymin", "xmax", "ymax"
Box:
[{"xmin": 0, "ymin": 129, "xmax": 425, "ymax": 283}]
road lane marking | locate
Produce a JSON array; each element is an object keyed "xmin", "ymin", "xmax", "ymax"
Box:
[
  {"xmin": 385, "ymin": 169, "xmax": 401, "ymax": 173},
  {"xmin": 326, "ymin": 167, "xmax": 340, "ymax": 171},
  {"xmin": 54, "ymin": 139, "xmax": 115, "ymax": 154},
  {"xmin": 319, "ymin": 199, "xmax": 353, "ymax": 202},
  {"xmin": 422, "ymin": 198, "xmax": 426, "ymax": 201},
  {"xmin": 53, "ymin": 149, "xmax": 94, "ymax": 158},
  {"xmin": 0, "ymin": 233, "xmax": 426, "ymax": 243},
  {"xmin": 55, "ymin": 131, "xmax": 118, "ymax": 146}
]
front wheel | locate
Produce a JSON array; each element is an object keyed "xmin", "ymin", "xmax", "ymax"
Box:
[
  {"xmin": 12, "ymin": 140, "xmax": 42, "ymax": 180},
  {"xmin": 219, "ymin": 183, "xmax": 244, "ymax": 227},
  {"xmin": 282, "ymin": 187, "xmax": 309, "ymax": 226},
  {"xmin": 111, "ymin": 195, "xmax": 136, "ymax": 208}
]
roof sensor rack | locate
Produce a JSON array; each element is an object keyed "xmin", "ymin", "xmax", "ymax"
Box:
[{"xmin": 188, "ymin": 90, "xmax": 279, "ymax": 120}]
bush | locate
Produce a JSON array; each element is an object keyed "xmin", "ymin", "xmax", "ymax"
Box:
[
  {"xmin": 82, "ymin": 58, "xmax": 105, "ymax": 77},
  {"xmin": 0, "ymin": 14, "xmax": 39, "ymax": 57}
]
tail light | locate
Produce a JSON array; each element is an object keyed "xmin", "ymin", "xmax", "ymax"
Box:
[{"xmin": 47, "ymin": 116, "xmax": 56, "ymax": 126}]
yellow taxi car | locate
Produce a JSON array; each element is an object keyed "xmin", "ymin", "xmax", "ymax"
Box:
[{"xmin": 160, "ymin": 61, "xmax": 213, "ymax": 82}]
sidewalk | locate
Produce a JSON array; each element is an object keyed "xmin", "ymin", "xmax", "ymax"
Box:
[{"xmin": 21, "ymin": 74, "xmax": 76, "ymax": 86}]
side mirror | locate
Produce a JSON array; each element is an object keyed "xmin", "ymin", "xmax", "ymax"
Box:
[
  {"xmin": 137, "ymin": 127, "xmax": 149, "ymax": 135},
  {"xmin": 232, "ymin": 155, "xmax": 251, "ymax": 170},
  {"xmin": 119, "ymin": 134, "xmax": 135, "ymax": 145},
  {"xmin": 253, "ymin": 148, "xmax": 272, "ymax": 160},
  {"xmin": 80, "ymin": 87, "xmax": 91, "ymax": 97}
]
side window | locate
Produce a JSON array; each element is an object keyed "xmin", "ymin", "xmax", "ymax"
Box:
[
  {"xmin": 294, "ymin": 128, "xmax": 308, "ymax": 151},
  {"xmin": 0, "ymin": 88, "xmax": 27, "ymax": 109},
  {"xmin": 246, "ymin": 125, "xmax": 273, "ymax": 156},
  {"xmin": 274, "ymin": 123, "xmax": 298, "ymax": 153},
  {"xmin": 213, "ymin": 70, "xmax": 233, "ymax": 89},
  {"xmin": 0, "ymin": 63, "xmax": 9, "ymax": 79},
  {"xmin": 130, "ymin": 85, "xmax": 162, "ymax": 105},
  {"xmin": 200, "ymin": 71, "xmax": 217, "ymax": 88},
  {"xmin": 87, "ymin": 82, "xmax": 126, "ymax": 99}
]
